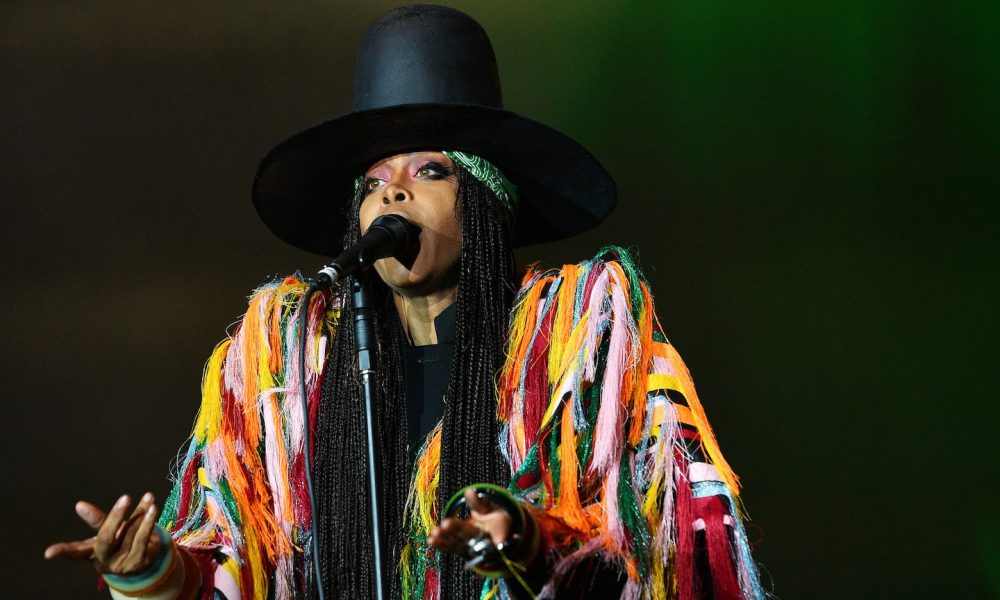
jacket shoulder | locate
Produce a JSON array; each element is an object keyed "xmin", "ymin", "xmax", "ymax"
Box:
[{"xmin": 515, "ymin": 244, "xmax": 651, "ymax": 304}]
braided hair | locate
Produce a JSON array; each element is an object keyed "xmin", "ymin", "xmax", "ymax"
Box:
[{"xmin": 314, "ymin": 165, "xmax": 515, "ymax": 599}]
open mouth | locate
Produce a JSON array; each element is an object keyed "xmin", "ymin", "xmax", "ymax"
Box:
[
  {"xmin": 378, "ymin": 211, "xmax": 421, "ymax": 270},
  {"xmin": 394, "ymin": 233, "xmax": 421, "ymax": 270}
]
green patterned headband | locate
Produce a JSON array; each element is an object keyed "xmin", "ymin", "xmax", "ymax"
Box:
[
  {"xmin": 354, "ymin": 151, "xmax": 518, "ymax": 213},
  {"xmin": 442, "ymin": 151, "xmax": 518, "ymax": 213}
]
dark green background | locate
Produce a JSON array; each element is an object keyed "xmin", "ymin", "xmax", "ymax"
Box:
[{"xmin": 2, "ymin": 2, "xmax": 997, "ymax": 598}]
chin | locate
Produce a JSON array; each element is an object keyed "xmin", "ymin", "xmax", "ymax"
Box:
[
  {"xmin": 375, "ymin": 254, "xmax": 458, "ymax": 296},
  {"xmin": 375, "ymin": 257, "xmax": 428, "ymax": 291}
]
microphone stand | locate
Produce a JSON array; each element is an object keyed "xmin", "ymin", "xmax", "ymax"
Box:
[
  {"xmin": 352, "ymin": 273, "xmax": 387, "ymax": 600},
  {"xmin": 302, "ymin": 215, "xmax": 418, "ymax": 599}
]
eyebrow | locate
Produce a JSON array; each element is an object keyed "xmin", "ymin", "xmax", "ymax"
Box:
[
  {"xmin": 407, "ymin": 152, "xmax": 450, "ymax": 165},
  {"xmin": 367, "ymin": 153, "xmax": 452, "ymax": 176},
  {"xmin": 364, "ymin": 163, "xmax": 391, "ymax": 179}
]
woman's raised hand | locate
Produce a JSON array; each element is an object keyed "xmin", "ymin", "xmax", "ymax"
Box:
[
  {"xmin": 44, "ymin": 492, "xmax": 163, "ymax": 576},
  {"xmin": 427, "ymin": 487, "xmax": 513, "ymax": 556}
]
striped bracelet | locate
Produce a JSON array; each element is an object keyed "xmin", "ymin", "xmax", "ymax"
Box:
[{"xmin": 102, "ymin": 525, "xmax": 177, "ymax": 597}]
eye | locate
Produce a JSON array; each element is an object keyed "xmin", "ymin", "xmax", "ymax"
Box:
[
  {"xmin": 416, "ymin": 161, "xmax": 452, "ymax": 180},
  {"xmin": 364, "ymin": 177, "xmax": 383, "ymax": 193}
]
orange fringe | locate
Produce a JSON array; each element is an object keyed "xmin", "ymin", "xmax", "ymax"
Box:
[
  {"xmin": 548, "ymin": 398, "xmax": 591, "ymax": 535},
  {"xmin": 661, "ymin": 343, "xmax": 741, "ymax": 495},
  {"xmin": 628, "ymin": 281, "xmax": 656, "ymax": 447}
]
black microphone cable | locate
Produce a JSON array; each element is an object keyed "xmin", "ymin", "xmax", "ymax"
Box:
[{"xmin": 299, "ymin": 282, "xmax": 325, "ymax": 600}]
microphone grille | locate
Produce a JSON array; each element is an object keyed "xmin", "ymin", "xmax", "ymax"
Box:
[{"xmin": 370, "ymin": 214, "xmax": 421, "ymax": 244}]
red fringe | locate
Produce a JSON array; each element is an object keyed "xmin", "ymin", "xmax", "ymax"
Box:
[
  {"xmin": 221, "ymin": 384, "xmax": 243, "ymax": 439},
  {"xmin": 423, "ymin": 566, "xmax": 439, "ymax": 600},
  {"xmin": 307, "ymin": 358, "xmax": 325, "ymax": 463},
  {"xmin": 515, "ymin": 468, "xmax": 539, "ymax": 490},
  {"xmin": 522, "ymin": 305, "xmax": 555, "ymax": 450},
  {"xmin": 238, "ymin": 555, "xmax": 253, "ymax": 600},
  {"xmin": 187, "ymin": 547, "xmax": 219, "ymax": 600},
  {"xmin": 175, "ymin": 454, "xmax": 200, "ymax": 530},
  {"xmin": 294, "ymin": 355, "xmax": 328, "ymax": 531},
  {"xmin": 674, "ymin": 467, "xmax": 696, "ymax": 600},
  {"xmin": 696, "ymin": 496, "xmax": 740, "ymax": 600},
  {"xmin": 580, "ymin": 261, "xmax": 603, "ymax": 305},
  {"xmin": 290, "ymin": 449, "xmax": 306, "ymax": 528}
]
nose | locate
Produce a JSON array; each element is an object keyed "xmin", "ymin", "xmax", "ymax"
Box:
[{"xmin": 382, "ymin": 184, "xmax": 410, "ymax": 205}]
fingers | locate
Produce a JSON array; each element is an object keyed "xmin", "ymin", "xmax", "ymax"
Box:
[
  {"xmin": 123, "ymin": 502, "xmax": 160, "ymax": 568},
  {"xmin": 44, "ymin": 495, "xmax": 117, "ymax": 561},
  {"xmin": 93, "ymin": 494, "xmax": 131, "ymax": 565},
  {"xmin": 464, "ymin": 488, "xmax": 498, "ymax": 516},
  {"xmin": 44, "ymin": 538, "xmax": 96, "ymax": 560},
  {"xmin": 45, "ymin": 498, "xmax": 106, "ymax": 559},
  {"xmin": 145, "ymin": 527, "xmax": 163, "ymax": 558},
  {"xmin": 116, "ymin": 493, "xmax": 155, "ymax": 556},
  {"xmin": 75, "ymin": 501, "xmax": 108, "ymax": 530},
  {"xmin": 108, "ymin": 493, "xmax": 158, "ymax": 574},
  {"xmin": 47, "ymin": 492, "xmax": 161, "ymax": 575},
  {"xmin": 428, "ymin": 517, "xmax": 481, "ymax": 555}
]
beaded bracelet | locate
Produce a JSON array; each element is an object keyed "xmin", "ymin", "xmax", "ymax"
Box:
[{"xmin": 102, "ymin": 525, "xmax": 178, "ymax": 597}]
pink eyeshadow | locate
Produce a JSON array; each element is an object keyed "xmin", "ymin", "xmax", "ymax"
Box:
[{"xmin": 365, "ymin": 164, "xmax": 392, "ymax": 181}]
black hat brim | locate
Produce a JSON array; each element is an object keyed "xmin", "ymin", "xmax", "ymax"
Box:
[{"xmin": 252, "ymin": 104, "xmax": 616, "ymax": 256}]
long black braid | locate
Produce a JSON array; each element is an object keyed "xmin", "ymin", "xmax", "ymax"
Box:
[{"xmin": 314, "ymin": 166, "xmax": 515, "ymax": 599}]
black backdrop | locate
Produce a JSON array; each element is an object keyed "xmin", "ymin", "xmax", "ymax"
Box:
[{"xmin": 2, "ymin": 2, "xmax": 997, "ymax": 598}]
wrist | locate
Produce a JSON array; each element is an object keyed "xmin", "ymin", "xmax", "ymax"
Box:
[
  {"xmin": 103, "ymin": 526, "xmax": 177, "ymax": 597},
  {"xmin": 498, "ymin": 506, "xmax": 544, "ymax": 587},
  {"xmin": 500, "ymin": 505, "xmax": 541, "ymax": 570}
]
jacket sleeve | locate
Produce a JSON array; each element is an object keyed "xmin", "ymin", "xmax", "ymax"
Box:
[
  {"xmin": 153, "ymin": 277, "xmax": 337, "ymax": 600},
  {"xmin": 497, "ymin": 247, "xmax": 767, "ymax": 600}
]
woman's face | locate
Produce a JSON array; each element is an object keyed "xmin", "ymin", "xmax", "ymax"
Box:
[{"xmin": 359, "ymin": 151, "xmax": 462, "ymax": 296}]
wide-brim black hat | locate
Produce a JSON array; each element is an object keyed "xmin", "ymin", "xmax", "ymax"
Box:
[{"xmin": 252, "ymin": 4, "xmax": 616, "ymax": 256}]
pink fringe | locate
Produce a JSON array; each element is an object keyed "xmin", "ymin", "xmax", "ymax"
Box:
[
  {"xmin": 621, "ymin": 578, "xmax": 642, "ymax": 600},
  {"xmin": 261, "ymin": 391, "xmax": 293, "ymax": 550},
  {"xmin": 223, "ymin": 325, "xmax": 246, "ymax": 406},
  {"xmin": 540, "ymin": 537, "xmax": 606, "ymax": 599},
  {"xmin": 600, "ymin": 458, "xmax": 624, "ymax": 552},
  {"xmin": 580, "ymin": 268, "xmax": 611, "ymax": 383},
  {"xmin": 204, "ymin": 439, "xmax": 227, "ymax": 485},
  {"xmin": 589, "ymin": 278, "xmax": 632, "ymax": 478},
  {"xmin": 281, "ymin": 303, "xmax": 306, "ymax": 455},
  {"xmin": 273, "ymin": 554, "xmax": 295, "ymax": 600},
  {"xmin": 653, "ymin": 405, "xmax": 680, "ymax": 557}
]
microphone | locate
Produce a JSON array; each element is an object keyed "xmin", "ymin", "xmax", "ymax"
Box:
[{"xmin": 310, "ymin": 214, "xmax": 421, "ymax": 290}]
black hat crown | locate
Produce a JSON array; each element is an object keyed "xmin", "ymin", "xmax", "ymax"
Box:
[{"xmin": 353, "ymin": 5, "xmax": 502, "ymax": 111}]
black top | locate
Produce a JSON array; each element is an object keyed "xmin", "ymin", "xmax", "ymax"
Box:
[{"xmin": 402, "ymin": 303, "xmax": 457, "ymax": 462}]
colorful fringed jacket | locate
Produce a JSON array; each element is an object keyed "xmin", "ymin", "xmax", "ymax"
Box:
[{"xmin": 158, "ymin": 247, "xmax": 766, "ymax": 600}]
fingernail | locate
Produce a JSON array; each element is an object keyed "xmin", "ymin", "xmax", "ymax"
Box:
[
  {"xmin": 141, "ymin": 492, "xmax": 153, "ymax": 503},
  {"xmin": 115, "ymin": 494, "xmax": 128, "ymax": 508},
  {"xmin": 145, "ymin": 505, "xmax": 156, "ymax": 519}
]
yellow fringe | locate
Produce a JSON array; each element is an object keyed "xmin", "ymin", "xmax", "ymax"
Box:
[
  {"xmin": 195, "ymin": 339, "xmax": 230, "ymax": 444},
  {"xmin": 244, "ymin": 524, "xmax": 268, "ymax": 600},
  {"xmin": 540, "ymin": 307, "xmax": 593, "ymax": 430},
  {"xmin": 547, "ymin": 264, "xmax": 578, "ymax": 385}
]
